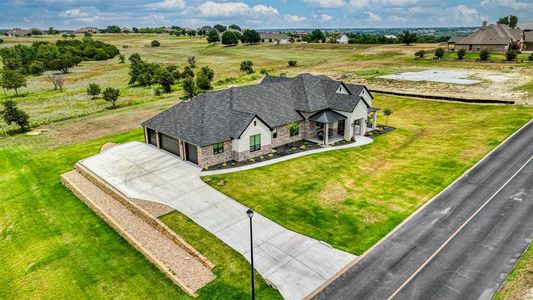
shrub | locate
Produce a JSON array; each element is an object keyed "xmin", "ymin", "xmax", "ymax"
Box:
[
  {"xmin": 154, "ymin": 88, "xmax": 162, "ymax": 96},
  {"xmin": 529, "ymin": 53, "xmax": 533, "ymax": 62},
  {"xmin": 505, "ymin": 50, "xmax": 517, "ymax": 61},
  {"xmin": 94, "ymin": 49, "xmax": 110, "ymax": 60},
  {"xmin": 300, "ymin": 145, "xmax": 306, "ymax": 150},
  {"xmin": 457, "ymin": 48, "xmax": 466, "ymax": 59},
  {"xmin": 151, "ymin": 40, "xmax": 160, "ymax": 47},
  {"xmin": 87, "ymin": 83, "xmax": 101, "ymax": 98},
  {"xmin": 29, "ymin": 61, "xmax": 46, "ymax": 75},
  {"xmin": 102, "ymin": 87, "xmax": 120, "ymax": 108},
  {"xmin": 240, "ymin": 60, "xmax": 254, "ymax": 74},
  {"xmin": 196, "ymin": 66, "xmax": 215, "ymax": 90},
  {"xmin": 414, "ymin": 50, "xmax": 425, "ymax": 58},
  {"xmin": 0, "ymin": 38, "xmax": 3, "ymax": 44},
  {"xmin": 259, "ymin": 68, "xmax": 269, "ymax": 75},
  {"xmin": 188, "ymin": 56, "xmax": 196, "ymax": 68},
  {"xmin": 288, "ymin": 60, "xmax": 298, "ymax": 67},
  {"xmin": 479, "ymin": 49, "xmax": 490, "ymax": 61},
  {"xmin": 118, "ymin": 54, "xmax": 125, "ymax": 63},
  {"xmin": 434, "ymin": 48, "xmax": 444, "ymax": 59},
  {"xmin": 158, "ymin": 69, "xmax": 175, "ymax": 93}
]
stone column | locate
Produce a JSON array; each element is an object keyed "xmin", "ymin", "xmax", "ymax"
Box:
[{"xmin": 373, "ymin": 112, "xmax": 378, "ymax": 130}]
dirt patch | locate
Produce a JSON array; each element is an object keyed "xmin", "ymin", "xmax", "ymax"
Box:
[{"xmin": 319, "ymin": 182, "xmax": 349, "ymax": 204}]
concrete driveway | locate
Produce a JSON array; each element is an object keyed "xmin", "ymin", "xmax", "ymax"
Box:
[{"xmin": 79, "ymin": 141, "xmax": 355, "ymax": 300}]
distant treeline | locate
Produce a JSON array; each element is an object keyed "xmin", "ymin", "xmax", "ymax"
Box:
[
  {"xmin": 0, "ymin": 38, "xmax": 119, "ymax": 75},
  {"xmin": 344, "ymin": 33, "xmax": 450, "ymax": 44}
]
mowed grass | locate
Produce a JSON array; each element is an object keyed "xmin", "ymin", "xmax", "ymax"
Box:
[
  {"xmin": 205, "ymin": 94, "xmax": 533, "ymax": 255},
  {"xmin": 0, "ymin": 128, "xmax": 280, "ymax": 299}
]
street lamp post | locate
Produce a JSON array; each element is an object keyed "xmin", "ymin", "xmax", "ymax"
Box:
[{"xmin": 246, "ymin": 209, "xmax": 255, "ymax": 300}]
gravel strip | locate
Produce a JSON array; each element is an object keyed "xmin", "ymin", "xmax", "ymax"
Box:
[
  {"xmin": 63, "ymin": 171, "xmax": 214, "ymax": 292},
  {"xmin": 129, "ymin": 198, "xmax": 175, "ymax": 218}
]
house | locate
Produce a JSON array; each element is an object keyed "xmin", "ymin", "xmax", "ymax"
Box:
[
  {"xmin": 121, "ymin": 27, "xmax": 131, "ymax": 33},
  {"xmin": 142, "ymin": 74, "xmax": 378, "ymax": 167},
  {"xmin": 74, "ymin": 27, "xmax": 100, "ymax": 34},
  {"xmin": 336, "ymin": 34, "xmax": 349, "ymax": 44},
  {"xmin": 454, "ymin": 21, "xmax": 522, "ymax": 53},
  {"xmin": 518, "ymin": 20, "xmax": 533, "ymax": 51},
  {"xmin": 5, "ymin": 28, "xmax": 32, "ymax": 37},
  {"xmin": 259, "ymin": 33, "xmax": 290, "ymax": 44},
  {"xmin": 446, "ymin": 36, "xmax": 463, "ymax": 50}
]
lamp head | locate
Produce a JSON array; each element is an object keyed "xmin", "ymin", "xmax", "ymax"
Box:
[{"xmin": 246, "ymin": 209, "xmax": 254, "ymax": 218}]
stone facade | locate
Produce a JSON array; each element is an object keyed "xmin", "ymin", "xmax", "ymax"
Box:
[
  {"xmin": 232, "ymin": 145, "xmax": 273, "ymax": 162},
  {"xmin": 454, "ymin": 44, "xmax": 508, "ymax": 53},
  {"xmin": 197, "ymin": 140, "xmax": 233, "ymax": 168},
  {"xmin": 271, "ymin": 122, "xmax": 305, "ymax": 147}
]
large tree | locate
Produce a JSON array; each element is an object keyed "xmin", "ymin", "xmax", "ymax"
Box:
[
  {"xmin": 214, "ymin": 24, "xmax": 227, "ymax": 32},
  {"xmin": 308, "ymin": 29, "xmax": 326, "ymax": 43},
  {"xmin": 0, "ymin": 70, "xmax": 27, "ymax": 96},
  {"xmin": 1, "ymin": 100, "xmax": 30, "ymax": 131},
  {"xmin": 229, "ymin": 24, "xmax": 241, "ymax": 31},
  {"xmin": 398, "ymin": 30, "xmax": 417, "ymax": 45},
  {"xmin": 242, "ymin": 29, "xmax": 261, "ymax": 44},
  {"xmin": 206, "ymin": 30, "xmax": 220, "ymax": 44},
  {"xmin": 158, "ymin": 69, "xmax": 174, "ymax": 93},
  {"xmin": 221, "ymin": 31, "xmax": 239, "ymax": 46}
]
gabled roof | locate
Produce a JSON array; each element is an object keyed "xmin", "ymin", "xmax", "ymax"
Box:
[
  {"xmin": 260, "ymin": 33, "xmax": 289, "ymax": 40},
  {"xmin": 447, "ymin": 36, "xmax": 463, "ymax": 43},
  {"xmin": 309, "ymin": 109, "xmax": 346, "ymax": 123},
  {"xmin": 143, "ymin": 74, "xmax": 371, "ymax": 147},
  {"xmin": 456, "ymin": 23, "xmax": 522, "ymax": 45}
]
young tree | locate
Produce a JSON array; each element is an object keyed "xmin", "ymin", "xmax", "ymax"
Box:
[
  {"xmin": 182, "ymin": 65, "xmax": 194, "ymax": 78},
  {"xmin": 383, "ymin": 108, "xmax": 393, "ymax": 126},
  {"xmin": 457, "ymin": 48, "xmax": 466, "ymax": 59},
  {"xmin": 240, "ymin": 60, "xmax": 254, "ymax": 74},
  {"xmin": 87, "ymin": 83, "xmax": 101, "ymax": 98},
  {"xmin": 1, "ymin": 100, "xmax": 30, "ymax": 131},
  {"xmin": 434, "ymin": 48, "xmax": 444, "ymax": 59},
  {"xmin": 102, "ymin": 87, "xmax": 120, "ymax": 108},
  {"xmin": 479, "ymin": 49, "xmax": 490, "ymax": 61},
  {"xmin": 118, "ymin": 54, "xmax": 125, "ymax": 63},
  {"xmin": 0, "ymin": 70, "xmax": 27, "ymax": 96},
  {"xmin": 158, "ymin": 69, "xmax": 175, "ymax": 93},
  {"xmin": 398, "ymin": 30, "xmax": 417, "ymax": 45},
  {"xmin": 242, "ymin": 29, "xmax": 261, "ymax": 44},
  {"xmin": 308, "ymin": 29, "xmax": 326, "ymax": 43},
  {"xmin": 48, "ymin": 74, "xmax": 64, "ymax": 91},
  {"xmin": 207, "ymin": 30, "xmax": 220, "ymax": 44},
  {"xmin": 182, "ymin": 77, "xmax": 198, "ymax": 99},
  {"xmin": 214, "ymin": 24, "xmax": 227, "ymax": 32},
  {"xmin": 222, "ymin": 31, "xmax": 239, "ymax": 46},
  {"xmin": 414, "ymin": 50, "xmax": 425, "ymax": 58},
  {"xmin": 188, "ymin": 56, "xmax": 196, "ymax": 68},
  {"xmin": 196, "ymin": 66, "xmax": 215, "ymax": 90},
  {"xmin": 288, "ymin": 60, "xmax": 297, "ymax": 67}
]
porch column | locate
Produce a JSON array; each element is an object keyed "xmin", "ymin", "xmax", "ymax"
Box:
[
  {"xmin": 324, "ymin": 123, "xmax": 329, "ymax": 146},
  {"xmin": 373, "ymin": 112, "xmax": 378, "ymax": 130}
]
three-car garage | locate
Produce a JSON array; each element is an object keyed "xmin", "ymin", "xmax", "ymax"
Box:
[{"xmin": 144, "ymin": 127, "xmax": 198, "ymax": 165}]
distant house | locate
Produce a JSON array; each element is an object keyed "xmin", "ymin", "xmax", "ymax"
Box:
[
  {"xmin": 74, "ymin": 27, "xmax": 100, "ymax": 34},
  {"xmin": 142, "ymin": 74, "xmax": 377, "ymax": 167},
  {"xmin": 336, "ymin": 34, "xmax": 349, "ymax": 44},
  {"xmin": 121, "ymin": 27, "xmax": 131, "ymax": 33},
  {"xmin": 5, "ymin": 28, "xmax": 31, "ymax": 37},
  {"xmin": 384, "ymin": 35, "xmax": 397, "ymax": 39},
  {"xmin": 518, "ymin": 20, "xmax": 533, "ymax": 51},
  {"xmin": 454, "ymin": 21, "xmax": 522, "ymax": 53},
  {"xmin": 200, "ymin": 26, "xmax": 214, "ymax": 32},
  {"xmin": 259, "ymin": 33, "xmax": 290, "ymax": 44},
  {"xmin": 446, "ymin": 36, "xmax": 463, "ymax": 50}
]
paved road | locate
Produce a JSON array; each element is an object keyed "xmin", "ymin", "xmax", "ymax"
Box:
[{"xmin": 313, "ymin": 119, "xmax": 533, "ymax": 300}]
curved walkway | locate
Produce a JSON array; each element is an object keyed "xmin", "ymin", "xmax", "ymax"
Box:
[
  {"xmin": 79, "ymin": 142, "xmax": 357, "ymax": 300},
  {"xmin": 202, "ymin": 136, "xmax": 373, "ymax": 176}
]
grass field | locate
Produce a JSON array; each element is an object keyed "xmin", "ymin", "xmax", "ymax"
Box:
[
  {"xmin": 1, "ymin": 34, "xmax": 532, "ymax": 133},
  {"xmin": 205, "ymin": 95, "xmax": 533, "ymax": 254}
]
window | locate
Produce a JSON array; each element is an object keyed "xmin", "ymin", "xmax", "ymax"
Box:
[
  {"xmin": 249, "ymin": 134, "xmax": 261, "ymax": 152},
  {"xmin": 213, "ymin": 142, "xmax": 224, "ymax": 155},
  {"xmin": 288, "ymin": 122, "xmax": 300, "ymax": 137},
  {"xmin": 254, "ymin": 120, "xmax": 257, "ymax": 126},
  {"xmin": 272, "ymin": 128, "xmax": 278, "ymax": 139}
]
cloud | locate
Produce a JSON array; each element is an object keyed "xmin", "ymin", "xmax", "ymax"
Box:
[
  {"xmin": 365, "ymin": 11, "xmax": 381, "ymax": 21},
  {"xmin": 285, "ymin": 14, "xmax": 306, "ymax": 22},
  {"xmin": 60, "ymin": 8, "xmax": 88, "ymax": 18},
  {"xmin": 198, "ymin": 1, "xmax": 278, "ymax": 17},
  {"xmin": 480, "ymin": 0, "xmax": 531, "ymax": 11},
  {"xmin": 320, "ymin": 13, "xmax": 333, "ymax": 21},
  {"xmin": 145, "ymin": 0, "xmax": 186, "ymax": 10},
  {"xmin": 445, "ymin": 5, "xmax": 482, "ymax": 25},
  {"xmin": 348, "ymin": 0, "xmax": 368, "ymax": 9},
  {"xmin": 303, "ymin": 0, "xmax": 345, "ymax": 8}
]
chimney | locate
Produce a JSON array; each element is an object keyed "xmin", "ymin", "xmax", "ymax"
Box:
[{"xmin": 482, "ymin": 20, "xmax": 487, "ymax": 29}]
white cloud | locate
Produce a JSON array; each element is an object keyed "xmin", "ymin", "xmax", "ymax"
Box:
[
  {"xmin": 320, "ymin": 14, "xmax": 333, "ymax": 21},
  {"xmin": 348, "ymin": 0, "xmax": 368, "ymax": 9},
  {"xmin": 285, "ymin": 14, "xmax": 306, "ymax": 23},
  {"xmin": 480, "ymin": 0, "xmax": 531, "ymax": 10},
  {"xmin": 444, "ymin": 5, "xmax": 482, "ymax": 25},
  {"xmin": 303, "ymin": 0, "xmax": 345, "ymax": 8},
  {"xmin": 365, "ymin": 11, "xmax": 381, "ymax": 21},
  {"xmin": 198, "ymin": 1, "xmax": 278, "ymax": 17},
  {"xmin": 145, "ymin": 0, "xmax": 186, "ymax": 10},
  {"xmin": 60, "ymin": 9, "xmax": 88, "ymax": 18},
  {"xmin": 373, "ymin": 0, "xmax": 418, "ymax": 6}
]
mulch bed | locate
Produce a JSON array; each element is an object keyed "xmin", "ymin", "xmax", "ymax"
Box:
[{"xmin": 204, "ymin": 125, "xmax": 395, "ymax": 172}]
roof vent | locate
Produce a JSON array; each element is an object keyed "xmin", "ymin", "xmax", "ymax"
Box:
[{"xmin": 482, "ymin": 20, "xmax": 487, "ymax": 29}]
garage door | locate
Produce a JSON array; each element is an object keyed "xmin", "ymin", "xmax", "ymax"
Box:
[
  {"xmin": 160, "ymin": 134, "xmax": 180, "ymax": 157},
  {"xmin": 185, "ymin": 143, "xmax": 198, "ymax": 164},
  {"xmin": 147, "ymin": 128, "xmax": 157, "ymax": 146}
]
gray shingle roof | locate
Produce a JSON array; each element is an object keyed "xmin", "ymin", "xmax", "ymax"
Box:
[
  {"xmin": 456, "ymin": 23, "xmax": 522, "ymax": 45},
  {"xmin": 309, "ymin": 109, "xmax": 346, "ymax": 123},
  {"xmin": 518, "ymin": 20, "xmax": 533, "ymax": 31},
  {"xmin": 143, "ymin": 73, "xmax": 370, "ymax": 147},
  {"xmin": 524, "ymin": 31, "xmax": 533, "ymax": 42}
]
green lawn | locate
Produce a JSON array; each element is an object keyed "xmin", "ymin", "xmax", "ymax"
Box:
[
  {"xmin": 205, "ymin": 94, "xmax": 533, "ymax": 255},
  {"xmin": 441, "ymin": 50, "xmax": 531, "ymax": 61},
  {"xmin": 0, "ymin": 127, "xmax": 280, "ymax": 299},
  {"xmin": 495, "ymin": 244, "xmax": 533, "ymax": 299}
]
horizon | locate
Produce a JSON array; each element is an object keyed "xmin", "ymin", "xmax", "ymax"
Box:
[{"xmin": 1, "ymin": 0, "xmax": 531, "ymax": 30}]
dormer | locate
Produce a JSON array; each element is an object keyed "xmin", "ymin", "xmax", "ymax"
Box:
[{"xmin": 336, "ymin": 83, "xmax": 350, "ymax": 95}]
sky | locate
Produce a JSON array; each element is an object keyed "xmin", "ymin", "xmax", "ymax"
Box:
[{"xmin": 1, "ymin": 0, "xmax": 532, "ymax": 30}]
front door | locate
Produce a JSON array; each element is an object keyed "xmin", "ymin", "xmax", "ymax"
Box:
[
  {"xmin": 185, "ymin": 143, "xmax": 198, "ymax": 164},
  {"xmin": 337, "ymin": 120, "xmax": 345, "ymax": 135}
]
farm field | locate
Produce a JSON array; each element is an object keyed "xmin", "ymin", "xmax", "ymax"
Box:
[
  {"xmin": 1, "ymin": 33, "xmax": 532, "ymax": 299},
  {"xmin": 1, "ymin": 34, "xmax": 532, "ymax": 133}
]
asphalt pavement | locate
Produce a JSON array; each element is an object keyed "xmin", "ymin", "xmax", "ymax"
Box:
[{"xmin": 312, "ymin": 119, "xmax": 533, "ymax": 300}]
